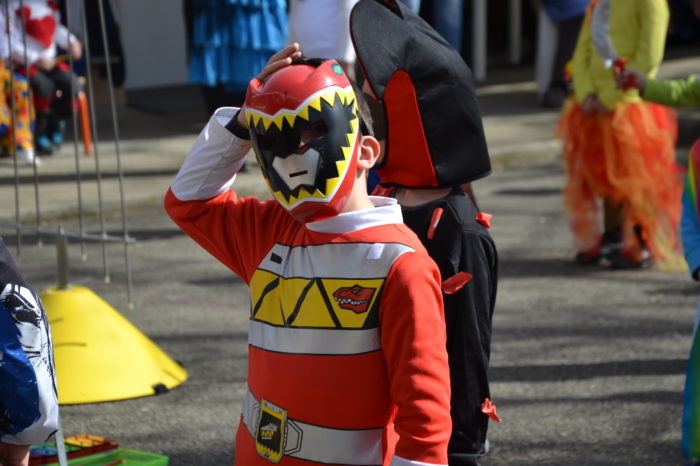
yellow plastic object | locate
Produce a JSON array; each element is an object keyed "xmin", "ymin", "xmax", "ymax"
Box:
[{"xmin": 40, "ymin": 285, "xmax": 188, "ymax": 404}]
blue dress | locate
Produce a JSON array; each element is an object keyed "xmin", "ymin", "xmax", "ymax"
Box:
[{"xmin": 188, "ymin": 0, "xmax": 288, "ymax": 93}]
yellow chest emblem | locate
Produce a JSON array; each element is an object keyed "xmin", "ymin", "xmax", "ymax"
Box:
[
  {"xmin": 250, "ymin": 270, "xmax": 383, "ymax": 329},
  {"xmin": 249, "ymin": 241, "xmax": 413, "ymax": 329}
]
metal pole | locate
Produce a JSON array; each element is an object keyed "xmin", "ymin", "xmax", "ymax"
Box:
[
  {"xmin": 4, "ymin": 0, "xmax": 22, "ymax": 257},
  {"xmin": 96, "ymin": 0, "xmax": 133, "ymax": 307},
  {"xmin": 56, "ymin": 226, "xmax": 69, "ymax": 290},
  {"xmin": 79, "ymin": 0, "xmax": 110, "ymax": 284},
  {"xmin": 0, "ymin": 221, "xmax": 135, "ymax": 243},
  {"xmin": 509, "ymin": 0, "xmax": 522, "ymax": 65},
  {"xmin": 65, "ymin": 0, "xmax": 87, "ymax": 261},
  {"xmin": 472, "ymin": 0, "xmax": 487, "ymax": 82},
  {"xmin": 18, "ymin": 0, "xmax": 42, "ymax": 246},
  {"xmin": 54, "ymin": 415, "xmax": 68, "ymax": 466}
]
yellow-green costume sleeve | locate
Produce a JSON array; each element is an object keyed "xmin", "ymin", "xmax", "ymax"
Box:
[
  {"xmin": 626, "ymin": 0, "xmax": 668, "ymax": 76},
  {"xmin": 571, "ymin": 11, "xmax": 594, "ymax": 104},
  {"xmin": 643, "ymin": 75, "xmax": 700, "ymax": 108},
  {"xmin": 592, "ymin": 0, "xmax": 670, "ymax": 109}
]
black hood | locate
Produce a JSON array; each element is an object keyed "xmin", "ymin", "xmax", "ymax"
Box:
[{"xmin": 350, "ymin": 0, "xmax": 491, "ymax": 188}]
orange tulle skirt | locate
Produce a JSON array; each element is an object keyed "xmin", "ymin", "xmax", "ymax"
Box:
[{"xmin": 558, "ymin": 98, "xmax": 683, "ymax": 265}]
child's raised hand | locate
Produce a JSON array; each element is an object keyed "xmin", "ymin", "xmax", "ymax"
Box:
[
  {"xmin": 257, "ymin": 43, "xmax": 302, "ymax": 83},
  {"xmin": 237, "ymin": 43, "xmax": 302, "ymax": 128}
]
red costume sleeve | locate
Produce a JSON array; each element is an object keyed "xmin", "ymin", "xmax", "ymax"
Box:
[
  {"xmin": 380, "ymin": 250, "xmax": 452, "ymax": 464},
  {"xmin": 164, "ymin": 189, "xmax": 297, "ymax": 284}
]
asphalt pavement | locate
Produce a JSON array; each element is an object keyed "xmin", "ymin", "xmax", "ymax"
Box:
[{"xmin": 1, "ymin": 53, "xmax": 700, "ymax": 465}]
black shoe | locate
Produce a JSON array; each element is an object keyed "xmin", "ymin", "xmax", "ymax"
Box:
[
  {"xmin": 609, "ymin": 250, "xmax": 652, "ymax": 270},
  {"xmin": 541, "ymin": 87, "xmax": 567, "ymax": 108},
  {"xmin": 599, "ymin": 228, "xmax": 622, "ymax": 260},
  {"xmin": 575, "ymin": 250, "xmax": 600, "ymax": 265}
]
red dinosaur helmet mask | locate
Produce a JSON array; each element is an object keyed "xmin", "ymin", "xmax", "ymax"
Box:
[{"xmin": 245, "ymin": 59, "xmax": 361, "ymax": 223}]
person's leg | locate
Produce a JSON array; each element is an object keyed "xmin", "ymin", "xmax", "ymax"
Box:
[
  {"xmin": 0, "ymin": 66, "xmax": 13, "ymax": 152},
  {"xmin": 605, "ymin": 103, "xmax": 678, "ymax": 270},
  {"xmin": 552, "ymin": 14, "xmax": 583, "ymax": 88},
  {"xmin": 600, "ymin": 200, "xmax": 623, "ymax": 260},
  {"xmin": 9, "ymin": 72, "xmax": 36, "ymax": 164},
  {"xmin": 561, "ymin": 104, "xmax": 607, "ymax": 264},
  {"xmin": 535, "ymin": 6, "xmax": 558, "ymax": 101},
  {"xmin": 542, "ymin": 13, "xmax": 584, "ymax": 107},
  {"xmin": 397, "ymin": 0, "xmax": 421, "ymax": 14},
  {"xmin": 29, "ymin": 70, "xmax": 56, "ymax": 155},
  {"xmin": 46, "ymin": 66, "xmax": 82, "ymax": 147},
  {"xmin": 0, "ymin": 67, "xmax": 18, "ymax": 162},
  {"xmin": 47, "ymin": 67, "xmax": 80, "ymax": 118},
  {"xmin": 433, "ymin": 0, "xmax": 463, "ymax": 52}
]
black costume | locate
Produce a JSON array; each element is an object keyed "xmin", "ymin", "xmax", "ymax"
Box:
[
  {"xmin": 401, "ymin": 188, "xmax": 497, "ymax": 465},
  {"xmin": 350, "ymin": 2, "xmax": 498, "ymax": 464}
]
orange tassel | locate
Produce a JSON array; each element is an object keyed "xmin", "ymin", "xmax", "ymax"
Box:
[{"xmin": 481, "ymin": 398, "xmax": 502, "ymax": 423}]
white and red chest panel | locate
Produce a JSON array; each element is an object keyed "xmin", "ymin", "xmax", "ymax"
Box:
[
  {"xmin": 165, "ymin": 189, "xmax": 452, "ymax": 465},
  {"xmin": 240, "ymin": 237, "xmax": 413, "ymax": 465},
  {"xmin": 15, "ymin": 0, "xmax": 58, "ymax": 47}
]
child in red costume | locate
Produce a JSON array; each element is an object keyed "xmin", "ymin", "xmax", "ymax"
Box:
[{"xmin": 165, "ymin": 44, "xmax": 452, "ymax": 465}]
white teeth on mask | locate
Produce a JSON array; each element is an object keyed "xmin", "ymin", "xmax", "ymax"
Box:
[
  {"xmin": 333, "ymin": 296, "xmax": 369, "ymax": 306},
  {"xmin": 272, "ymin": 148, "xmax": 321, "ymax": 190}
]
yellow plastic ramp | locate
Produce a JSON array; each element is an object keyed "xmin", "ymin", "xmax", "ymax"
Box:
[{"xmin": 40, "ymin": 285, "xmax": 188, "ymax": 404}]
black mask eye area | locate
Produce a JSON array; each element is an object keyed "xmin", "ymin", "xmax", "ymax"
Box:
[
  {"xmin": 250, "ymin": 112, "xmax": 329, "ymax": 166},
  {"xmin": 248, "ymin": 92, "xmax": 359, "ymax": 201},
  {"xmin": 299, "ymin": 120, "xmax": 328, "ymax": 147}
]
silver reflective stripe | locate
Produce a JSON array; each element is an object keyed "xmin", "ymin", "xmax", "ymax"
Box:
[
  {"xmin": 259, "ymin": 242, "xmax": 414, "ymax": 279},
  {"xmin": 249, "ymin": 320, "xmax": 380, "ymax": 355},
  {"xmin": 242, "ymin": 387, "xmax": 383, "ymax": 465},
  {"xmin": 590, "ymin": 0, "xmax": 616, "ymax": 65}
]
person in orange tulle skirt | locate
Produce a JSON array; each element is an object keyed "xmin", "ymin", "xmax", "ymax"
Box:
[{"xmin": 558, "ymin": 0, "xmax": 682, "ymax": 269}]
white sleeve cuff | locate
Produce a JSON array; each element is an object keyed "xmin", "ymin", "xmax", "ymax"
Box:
[
  {"xmin": 390, "ymin": 455, "xmax": 447, "ymax": 466},
  {"xmin": 171, "ymin": 107, "xmax": 252, "ymax": 200}
]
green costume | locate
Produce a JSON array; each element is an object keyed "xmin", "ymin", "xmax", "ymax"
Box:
[{"xmin": 644, "ymin": 75, "xmax": 700, "ymax": 107}]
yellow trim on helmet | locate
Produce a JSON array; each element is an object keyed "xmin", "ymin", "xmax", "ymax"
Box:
[{"xmin": 248, "ymin": 86, "xmax": 360, "ymax": 209}]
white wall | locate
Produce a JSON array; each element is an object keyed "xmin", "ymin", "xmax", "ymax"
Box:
[{"xmin": 119, "ymin": 0, "xmax": 189, "ymax": 90}]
